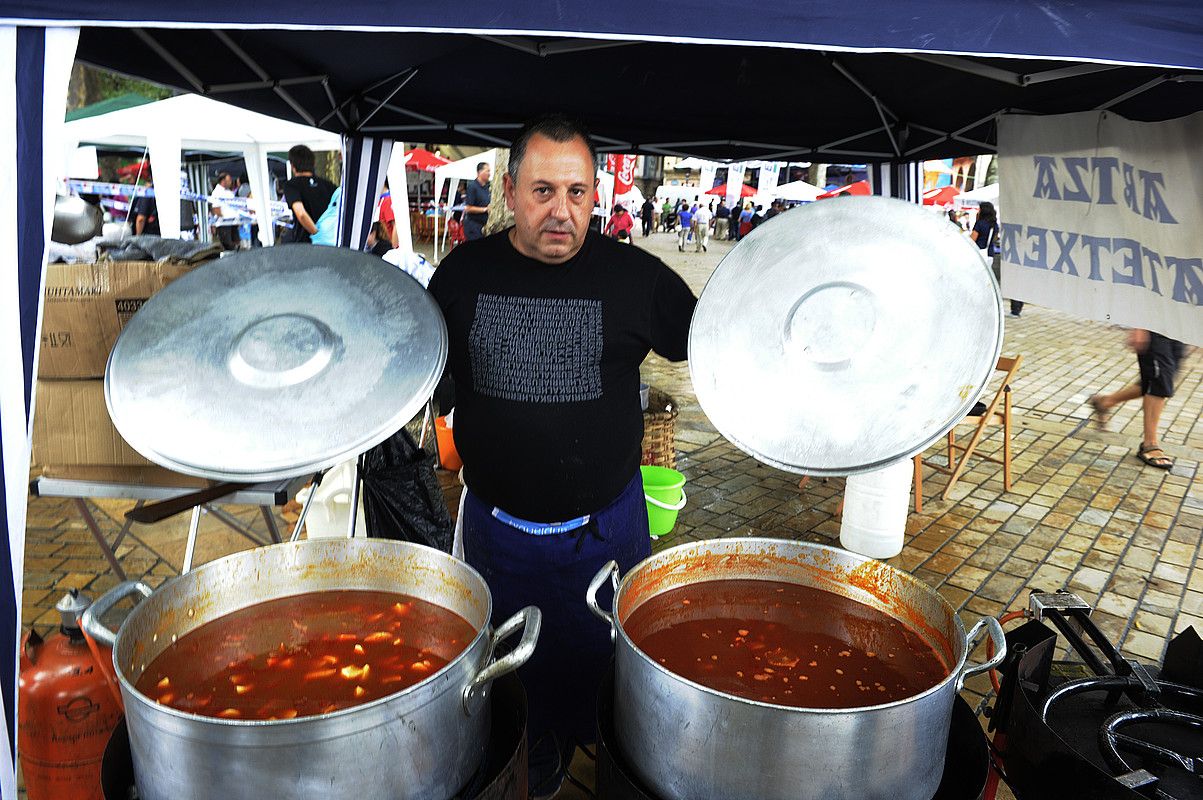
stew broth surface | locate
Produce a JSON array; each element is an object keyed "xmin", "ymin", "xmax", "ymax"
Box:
[
  {"xmin": 625, "ymin": 579, "xmax": 948, "ymax": 708},
  {"xmin": 135, "ymin": 590, "xmax": 476, "ymax": 720}
]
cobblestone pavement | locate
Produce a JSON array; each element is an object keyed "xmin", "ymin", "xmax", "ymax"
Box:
[{"xmin": 19, "ymin": 225, "xmax": 1201, "ymax": 799}]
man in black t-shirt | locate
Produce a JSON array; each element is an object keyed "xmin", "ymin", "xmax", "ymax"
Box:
[
  {"xmin": 282, "ymin": 144, "xmax": 336, "ymax": 243},
  {"xmin": 128, "ymin": 182, "xmax": 160, "ymax": 236},
  {"xmin": 463, "ymin": 161, "xmax": 491, "ymax": 241},
  {"xmin": 427, "ymin": 115, "xmax": 696, "ymax": 799}
]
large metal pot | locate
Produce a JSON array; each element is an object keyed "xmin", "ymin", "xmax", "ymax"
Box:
[
  {"xmin": 586, "ymin": 538, "xmax": 1004, "ymax": 800},
  {"xmin": 82, "ymin": 538, "xmax": 539, "ymax": 800}
]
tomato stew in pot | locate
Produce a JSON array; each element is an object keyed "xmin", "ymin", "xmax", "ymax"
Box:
[
  {"xmin": 135, "ymin": 590, "xmax": 475, "ymax": 720},
  {"xmin": 624, "ymin": 579, "xmax": 948, "ymax": 708}
]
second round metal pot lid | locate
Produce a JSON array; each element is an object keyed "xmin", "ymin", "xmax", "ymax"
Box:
[
  {"xmin": 689, "ymin": 196, "xmax": 1003, "ymax": 477},
  {"xmin": 105, "ymin": 245, "xmax": 447, "ymax": 482}
]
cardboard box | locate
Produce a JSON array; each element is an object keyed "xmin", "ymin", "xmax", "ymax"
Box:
[
  {"xmin": 39, "ymin": 260, "xmax": 196, "ymax": 379},
  {"xmin": 31, "ymin": 380, "xmax": 154, "ymax": 469}
]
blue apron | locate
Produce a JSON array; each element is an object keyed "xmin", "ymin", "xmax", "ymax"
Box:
[{"xmin": 461, "ymin": 472, "xmax": 651, "ymax": 748}]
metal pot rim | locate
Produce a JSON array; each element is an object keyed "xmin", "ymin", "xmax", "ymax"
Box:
[
  {"xmin": 612, "ymin": 538, "xmax": 969, "ymax": 714},
  {"xmin": 111, "ymin": 539, "xmax": 493, "ymax": 726}
]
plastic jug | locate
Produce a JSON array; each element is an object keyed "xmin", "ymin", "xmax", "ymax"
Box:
[
  {"xmin": 839, "ymin": 457, "xmax": 913, "ymax": 559},
  {"xmin": 295, "ymin": 459, "xmax": 368, "ymax": 538}
]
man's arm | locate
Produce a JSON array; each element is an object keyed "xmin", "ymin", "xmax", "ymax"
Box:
[{"xmin": 291, "ymin": 201, "xmax": 318, "ymax": 235}]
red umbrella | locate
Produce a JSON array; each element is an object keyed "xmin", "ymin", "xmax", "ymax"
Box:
[
  {"xmin": 404, "ymin": 147, "xmax": 451, "ymax": 172},
  {"xmin": 816, "ymin": 180, "xmax": 871, "ymax": 199},
  {"xmin": 922, "ymin": 185, "xmax": 962, "ymax": 206},
  {"xmin": 705, "ymin": 182, "xmax": 757, "ymax": 198}
]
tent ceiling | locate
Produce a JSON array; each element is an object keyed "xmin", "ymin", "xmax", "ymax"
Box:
[{"xmin": 72, "ymin": 27, "xmax": 1203, "ymax": 161}]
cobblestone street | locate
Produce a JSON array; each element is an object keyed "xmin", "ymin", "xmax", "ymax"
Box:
[{"xmin": 20, "ymin": 224, "xmax": 1202, "ymax": 799}]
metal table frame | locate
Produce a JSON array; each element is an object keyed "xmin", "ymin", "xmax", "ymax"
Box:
[{"xmin": 30, "ymin": 475, "xmax": 303, "ymax": 582}]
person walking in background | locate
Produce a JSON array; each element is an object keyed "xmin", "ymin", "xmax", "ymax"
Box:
[
  {"xmin": 282, "ymin": 144, "xmax": 336, "ymax": 244},
  {"xmin": 738, "ymin": 203, "xmax": 754, "ymax": 239},
  {"xmin": 641, "ymin": 197, "xmax": 656, "ymax": 237},
  {"xmin": 604, "ymin": 204, "xmax": 635, "ymax": 240},
  {"xmin": 971, "ymin": 201, "xmax": 1019, "ymax": 316},
  {"xmin": 1088, "ymin": 329, "xmax": 1188, "ymax": 470},
  {"xmin": 128, "ymin": 179, "xmax": 159, "ymax": 236},
  {"xmin": 209, "ymin": 170, "xmax": 239, "ymax": 251},
  {"xmin": 691, "ymin": 201, "xmax": 711, "ymax": 252},
  {"xmin": 676, "ymin": 202, "xmax": 693, "ymax": 251},
  {"xmin": 463, "ymin": 161, "xmax": 492, "ymax": 241},
  {"xmin": 714, "ymin": 198, "xmax": 730, "ymax": 240}
]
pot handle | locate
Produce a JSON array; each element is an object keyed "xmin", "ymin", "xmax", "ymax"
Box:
[
  {"xmin": 462, "ymin": 605, "xmax": 541, "ymax": 715},
  {"xmin": 81, "ymin": 580, "xmax": 154, "ymax": 649},
  {"xmin": 956, "ymin": 616, "xmax": 1007, "ymax": 691},
  {"xmin": 586, "ymin": 560, "xmax": 620, "ymax": 642}
]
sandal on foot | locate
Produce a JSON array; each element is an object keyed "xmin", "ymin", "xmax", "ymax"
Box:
[
  {"xmin": 1136, "ymin": 443, "xmax": 1173, "ymax": 470},
  {"xmin": 1088, "ymin": 395, "xmax": 1111, "ymax": 430}
]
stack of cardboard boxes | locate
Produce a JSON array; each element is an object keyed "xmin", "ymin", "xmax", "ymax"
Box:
[{"xmin": 32, "ymin": 261, "xmax": 198, "ymax": 473}]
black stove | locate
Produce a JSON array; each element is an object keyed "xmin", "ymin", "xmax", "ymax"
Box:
[{"xmin": 994, "ymin": 591, "xmax": 1203, "ymax": 800}]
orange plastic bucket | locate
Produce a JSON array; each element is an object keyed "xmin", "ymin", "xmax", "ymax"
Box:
[{"xmin": 435, "ymin": 416, "xmax": 463, "ymax": 471}]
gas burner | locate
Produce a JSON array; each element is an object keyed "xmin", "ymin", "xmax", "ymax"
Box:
[{"xmin": 994, "ymin": 591, "xmax": 1203, "ymax": 800}]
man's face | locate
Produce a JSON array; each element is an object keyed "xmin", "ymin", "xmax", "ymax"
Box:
[
  {"xmin": 503, "ymin": 134, "xmax": 596, "ymax": 264},
  {"xmin": 220, "ymin": 174, "xmax": 232, "ymax": 189},
  {"xmin": 478, "ymin": 165, "xmax": 492, "ymax": 183}
]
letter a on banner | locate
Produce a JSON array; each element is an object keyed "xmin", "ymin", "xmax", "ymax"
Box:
[{"xmin": 998, "ymin": 111, "xmax": 1202, "ymax": 345}]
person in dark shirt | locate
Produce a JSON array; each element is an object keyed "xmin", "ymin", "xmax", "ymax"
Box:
[
  {"xmin": 282, "ymin": 145, "xmax": 336, "ymax": 243},
  {"xmin": 463, "ymin": 161, "xmax": 492, "ymax": 241},
  {"xmin": 427, "ymin": 114, "xmax": 696, "ymax": 799},
  {"xmin": 971, "ymin": 201, "xmax": 1019, "ymax": 316},
  {"xmin": 640, "ymin": 197, "xmax": 656, "ymax": 237},
  {"xmin": 128, "ymin": 182, "xmax": 159, "ymax": 236}
]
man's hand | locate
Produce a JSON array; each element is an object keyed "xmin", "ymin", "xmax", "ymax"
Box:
[{"xmin": 1127, "ymin": 328, "xmax": 1150, "ymax": 353}]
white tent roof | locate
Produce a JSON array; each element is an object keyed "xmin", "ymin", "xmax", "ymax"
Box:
[
  {"xmin": 769, "ymin": 180, "xmax": 825, "ymax": 202},
  {"xmin": 62, "ymin": 94, "xmax": 341, "ymax": 244},
  {"xmin": 64, "ymin": 93, "xmax": 341, "ymax": 153},
  {"xmin": 954, "ymin": 183, "xmax": 999, "ymax": 205}
]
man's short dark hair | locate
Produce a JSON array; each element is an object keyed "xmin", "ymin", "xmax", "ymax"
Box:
[
  {"xmin": 476, "ymin": 161, "xmax": 489, "ymax": 173},
  {"xmin": 288, "ymin": 144, "xmax": 316, "ymax": 173},
  {"xmin": 508, "ymin": 114, "xmax": 597, "ymax": 182},
  {"xmin": 215, "ymin": 170, "xmax": 231, "ymax": 184}
]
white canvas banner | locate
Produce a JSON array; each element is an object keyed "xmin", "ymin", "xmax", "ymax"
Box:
[
  {"xmin": 757, "ymin": 163, "xmax": 781, "ymax": 194},
  {"xmin": 998, "ymin": 111, "xmax": 1202, "ymax": 345},
  {"xmin": 725, "ymin": 163, "xmax": 745, "ymax": 209}
]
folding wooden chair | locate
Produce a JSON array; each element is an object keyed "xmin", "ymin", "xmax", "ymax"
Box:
[{"xmin": 914, "ymin": 354, "xmax": 1022, "ymax": 511}]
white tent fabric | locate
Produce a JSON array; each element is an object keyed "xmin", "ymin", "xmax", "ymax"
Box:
[
  {"xmin": 0, "ymin": 26, "xmax": 79, "ymax": 797},
  {"xmin": 954, "ymin": 182, "xmax": 999, "ymax": 207},
  {"xmin": 63, "ymin": 93, "xmax": 340, "ymax": 244},
  {"xmin": 433, "ymin": 149, "xmax": 497, "ymax": 257},
  {"xmin": 772, "ymin": 180, "xmax": 826, "ymax": 202}
]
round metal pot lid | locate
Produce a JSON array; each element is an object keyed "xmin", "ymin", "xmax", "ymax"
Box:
[
  {"xmin": 689, "ymin": 196, "xmax": 1003, "ymax": 477},
  {"xmin": 106, "ymin": 245, "xmax": 447, "ymax": 482}
]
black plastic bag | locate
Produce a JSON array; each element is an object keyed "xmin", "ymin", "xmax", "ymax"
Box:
[{"xmin": 359, "ymin": 427, "xmax": 453, "ymax": 552}]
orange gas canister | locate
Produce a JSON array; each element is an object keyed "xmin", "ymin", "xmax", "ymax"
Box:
[{"xmin": 18, "ymin": 590, "xmax": 123, "ymax": 800}]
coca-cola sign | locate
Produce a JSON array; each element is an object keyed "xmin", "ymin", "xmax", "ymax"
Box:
[{"xmin": 614, "ymin": 155, "xmax": 637, "ymax": 197}]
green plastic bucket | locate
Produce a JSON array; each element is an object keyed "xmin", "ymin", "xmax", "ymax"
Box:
[{"xmin": 640, "ymin": 465, "xmax": 687, "ymax": 538}]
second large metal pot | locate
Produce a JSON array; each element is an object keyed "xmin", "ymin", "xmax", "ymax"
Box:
[
  {"xmin": 83, "ymin": 538, "xmax": 539, "ymax": 800},
  {"xmin": 587, "ymin": 538, "xmax": 1004, "ymax": 800}
]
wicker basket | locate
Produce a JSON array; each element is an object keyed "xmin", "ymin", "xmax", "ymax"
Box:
[{"xmin": 641, "ymin": 387, "xmax": 678, "ymax": 468}]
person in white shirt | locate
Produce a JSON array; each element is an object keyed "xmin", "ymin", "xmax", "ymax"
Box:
[
  {"xmin": 691, "ymin": 203, "xmax": 712, "ymax": 252},
  {"xmin": 209, "ymin": 171, "xmax": 239, "ymax": 250}
]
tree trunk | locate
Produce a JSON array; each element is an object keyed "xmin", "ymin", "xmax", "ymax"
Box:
[{"xmin": 809, "ymin": 163, "xmax": 827, "ymax": 188}]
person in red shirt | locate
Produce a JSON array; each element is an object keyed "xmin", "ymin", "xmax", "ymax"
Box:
[
  {"xmin": 377, "ymin": 182, "xmax": 399, "ymax": 248},
  {"xmin": 603, "ymin": 204, "xmax": 634, "ymax": 240}
]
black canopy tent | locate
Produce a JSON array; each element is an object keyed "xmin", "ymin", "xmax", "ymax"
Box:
[
  {"xmin": 3, "ymin": 3, "xmax": 1203, "ymax": 787},
  {"xmin": 71, "ymin": 26, "xmax": 1203, "ymax": 162}
]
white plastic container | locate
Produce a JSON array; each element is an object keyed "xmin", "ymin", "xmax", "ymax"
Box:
[
  {"xmin": 294, "ymin": 459, "xmax": 368, "ymax": 538},
  {"xmin": 839, "ymin": 457, "xmax": 914, "ymax": 559}
]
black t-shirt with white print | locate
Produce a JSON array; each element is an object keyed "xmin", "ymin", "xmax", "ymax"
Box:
[{"xmin": 427, "ymin": 228, "xmax": 697, "ymax": 521}]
